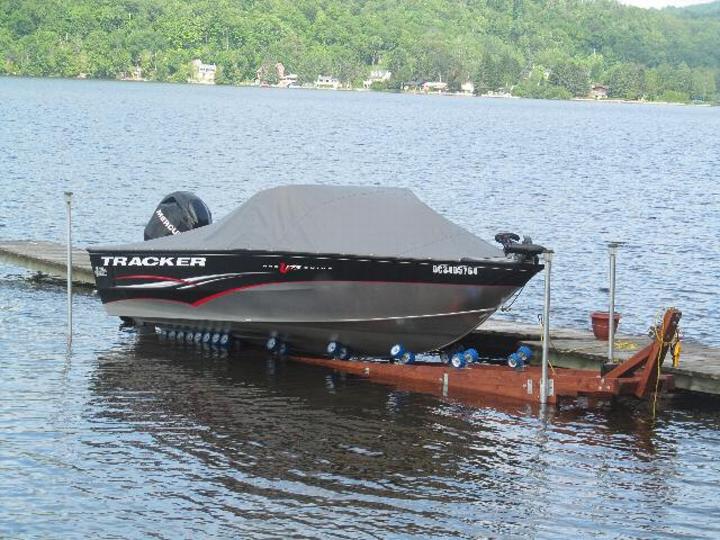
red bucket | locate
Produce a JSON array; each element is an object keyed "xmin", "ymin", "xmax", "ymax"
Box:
[{"xmin": 590, "ymin": 312, "xmax": 621, "ymax": 340}]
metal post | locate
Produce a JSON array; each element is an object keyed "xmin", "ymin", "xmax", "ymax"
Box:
[
  {"xmin": 65, "ymin": 191, "xmax": 73, "ymax": 347},
  {"xmin": 608, "ymin": 242, "xmax": 619, "ymax": 363},
  {"xmin": 540, "ymin": 250, "xmax": 553, "ymax": 405}
]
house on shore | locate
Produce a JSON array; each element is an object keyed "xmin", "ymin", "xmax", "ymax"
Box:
[
  {"xmin": 422, "ymin": 81, "xmax": 447, "ymax": 94},
  {"xmin": 315, "ymin": 75, "xmax": 340, "ymax": 90},
  {"xmin": 460, "ymin": 81, "xmax": 475, "ymax": 96},
  {"xmin": 590, "ymin": 84, "xmax": 608, "ymax": 99},
  {"xmin": 274, "ymin": 63, "xmax": 300, "ymax": 88},
  {"xmin": 363, "ymin": 69, "xmax": 392, "ymax": 89},
  {"xmin": 188, "ymin": 59, "xmax": 216, "ymax": 84}
]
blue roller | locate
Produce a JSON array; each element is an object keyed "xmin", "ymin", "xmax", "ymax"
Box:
[
  {"xmin": 193, "ymin": 331, "xmax": 203, "ymax": 344},
  {"xmin": 507, "ymin": 352, "xmax": 524, "ymax": 369},
  {"xmin": 390, "ymin": 344, "xmax": 406, "ymax": 358},
  {"xmin": 211, "ymin": 333, "xmax": 222, "ymax": 346},
  {"xmin": 266, "ymin": 336, "xmax": 279, "ymax": 352},
  {"xmin": 176, "ymin": 330, "xmax": 185, "ymax": 342},
  {"xmin": 400, "ymin": 351, "xmax": 416, "ymax": 364},
  {"xmin": 507, "ymin": 345, "xmax": 531, "ymax": 368},
  {"xmin": 517, "ymin": 345, "xmax": 533, "ymax": 362},
  {"xmin": 327, "ymin": 341, "xmax": 341, "ymax": 356},
  {"xmin": 167, "ymin": 329, "xmax": 176, "ymax": 341},
  {"xmin": 450, "ymin": 353, "xmax": 466, "ymax": 369},
  {"xmin": 185, "ymin": 331, "xmax": 195, "ymax": 344},
  {"xmin": 219, "ymin": 334, "xmax": 230, "ymax": 347},
  {"xmin": 277, "ymin": 342, "xmax": 288, "ymax": 356},
  {"xmin": 337, "ymin": 346, "xmax": 350, "ymax": 360},
  {"xmin": 202, "ymin": 332, "xmax": 212, "ymax": 345},
  {"xmin": 463, "ymin": 348, "xmax": 479, "ymax": 364},
  {"xmin": 439, "ymin": 351, "xmax": 451, "ymax": 365}
]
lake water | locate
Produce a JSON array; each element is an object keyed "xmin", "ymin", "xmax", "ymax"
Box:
[{"xmin": 1, "ymin": 77, "xmax": 719, "ymax": 538}]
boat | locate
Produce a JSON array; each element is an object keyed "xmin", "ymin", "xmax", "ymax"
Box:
[{"xmin": 88, "ymin": 185, "xmax": 545, "ymax": 357}]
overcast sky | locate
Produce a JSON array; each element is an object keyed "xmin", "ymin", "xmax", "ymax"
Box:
[{"xmin": 619, "ymin": 0, "xmax": 715, "ymax": 8}]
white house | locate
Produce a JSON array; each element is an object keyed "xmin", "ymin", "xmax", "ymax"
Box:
[
  {"xmin": 460, "ymin": 81, "xmax": 475, "ymax": 95},
  {"xmin": 363, "ymin": 69, "xmax": 392, "ymax": 89},
  {"xmin": 188, "ymin": 59, "xmax": 216, "ymax": 84}
]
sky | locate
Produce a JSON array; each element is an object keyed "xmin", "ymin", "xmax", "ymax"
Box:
[{"xmin": 619, "ymin": 0, "xmax": 715, "ymax": 7}]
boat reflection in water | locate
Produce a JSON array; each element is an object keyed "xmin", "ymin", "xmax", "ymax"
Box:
[{"xmin": 83, "ymin": 334, "xmax": 694, "ymax": 538}]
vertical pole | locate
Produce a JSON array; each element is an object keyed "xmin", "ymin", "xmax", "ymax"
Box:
[
  {"xmin": 540, "ymin": 249, "xmax": 553, "ymax": 405},
  {"xmin": 65, "ymin": 191, "xmax": 73, "ymax": 347},
  {"xmin": 608, "ymin": 242, "xmax": 618, "ymax": 363}
]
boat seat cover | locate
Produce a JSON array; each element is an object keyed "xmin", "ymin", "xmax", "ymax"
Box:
[{"xmin": 91, "ymin": 185, "xmax": 504, "ymax": 260}]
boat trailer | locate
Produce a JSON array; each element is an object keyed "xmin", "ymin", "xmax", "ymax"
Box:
[{"xmin": 287, "ymin": 309, "xmax": 682, "ymax": 405}]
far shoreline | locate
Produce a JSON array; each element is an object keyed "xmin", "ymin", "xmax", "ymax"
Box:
[{"xmin": 1, "ymin": 74, "xmax": 716, "ymax": 108}]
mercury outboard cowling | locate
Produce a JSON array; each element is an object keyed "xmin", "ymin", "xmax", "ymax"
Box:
[{"xmin": 144, "ymin": 191, "xmax": 212, "ymax": 241}]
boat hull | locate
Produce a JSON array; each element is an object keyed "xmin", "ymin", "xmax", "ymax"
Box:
[{"xmin": 88, "ymin": 250, "xmax": 542, "ymax": 356}]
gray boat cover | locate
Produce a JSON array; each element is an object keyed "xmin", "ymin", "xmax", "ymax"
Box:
[{"xmin": 93, "ymin": 185, "xmax": 504, "ymax": 260}]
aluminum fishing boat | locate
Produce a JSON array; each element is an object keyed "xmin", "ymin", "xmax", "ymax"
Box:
[{"xmin": 88, "ymin": 185, "xmax": 544, "ymax": 356}]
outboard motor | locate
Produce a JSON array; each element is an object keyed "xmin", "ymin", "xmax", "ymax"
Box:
[
  {"xmin": 144, "ymin": 191, "xmax": 212, "ymax": 241},
  {"xmin": 495, "ymin": 232, "xmax": 545, "ymax": 264}
]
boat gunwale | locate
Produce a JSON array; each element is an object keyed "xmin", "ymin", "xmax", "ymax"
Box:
[{"xmin": 85, "ymin": 246, "xmax": 543, "ymax": 270}]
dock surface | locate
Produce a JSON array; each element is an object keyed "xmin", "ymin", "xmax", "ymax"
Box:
[
  {"xmin": 1, "ymin": 240, "xmax": 718, "ymax": 396},
  {"xmin": 0, "ymin": 240, "xmax": 94, "ymax": 284},
  {"xmin": 476, "ymin": 319, "xmax": 720, "ymax": 395}
]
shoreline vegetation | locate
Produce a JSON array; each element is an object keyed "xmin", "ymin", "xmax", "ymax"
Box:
[
  {"xmin": 3, "ymin": 73, "xmax": 716, "ymax": 107},
  {"xmin": 1, "ymin": 0, "xmax": 719, "ymax": 106}
]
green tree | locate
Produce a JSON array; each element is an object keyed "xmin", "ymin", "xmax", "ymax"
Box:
[
  {"xmin": 607, "ymin": 63, "xmax": 644, "ymax": 100},
  {"xmin": 549, "ymin": 60, "xmax": 590, "ymax": 97},
  {"xmin": 0, "ymin": 0, "xmax": 716, "ymax": 104}
]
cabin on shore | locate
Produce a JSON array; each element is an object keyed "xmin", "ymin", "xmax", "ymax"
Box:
[
  {"xmin": 422, "ymin": 81, "xmax": 447, "ymax": 94},
  {"xmin": 590, "ymin": 84, "xmax": 608, "ymax": 99},
  {"xmin": 273, "ymin": 63, "xmax": 299, "ymax": 88},
  {"xmin": 363, "ymin": 69, "xmax": 392, "ymax": 89},
  {"xmin": 460, "ymin": 81, "xmax": 475, "ymax": 95},
  {"xmin": 188, "ymin": 59, "xmax": 216, "ymax": 85}
]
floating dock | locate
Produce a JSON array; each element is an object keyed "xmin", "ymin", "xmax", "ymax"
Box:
[
  {"xmin": 472, "ymin": 320, "xmax": 720, "ymax": 395},
  {"xmin": 1, "ymin": 240, "xmax": 718, "ymax": 397},
  {"xmin": 0, "ymin": 240, "xmax": 94, "ymax": 284}
]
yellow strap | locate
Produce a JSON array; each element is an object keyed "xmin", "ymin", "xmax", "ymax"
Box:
[{"xmin": 672, "ymin": 341, "xmax": 681, "ymax": 368}]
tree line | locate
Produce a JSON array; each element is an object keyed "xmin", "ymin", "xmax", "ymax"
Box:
[{"xmin": 1, "ymin": 0, "xmax": 719, "ymax": 102}]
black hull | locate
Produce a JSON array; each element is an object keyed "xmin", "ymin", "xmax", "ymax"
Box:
[{"xmin": 88, "ymin": 249, "xmax": 542, "ymax": 356}]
